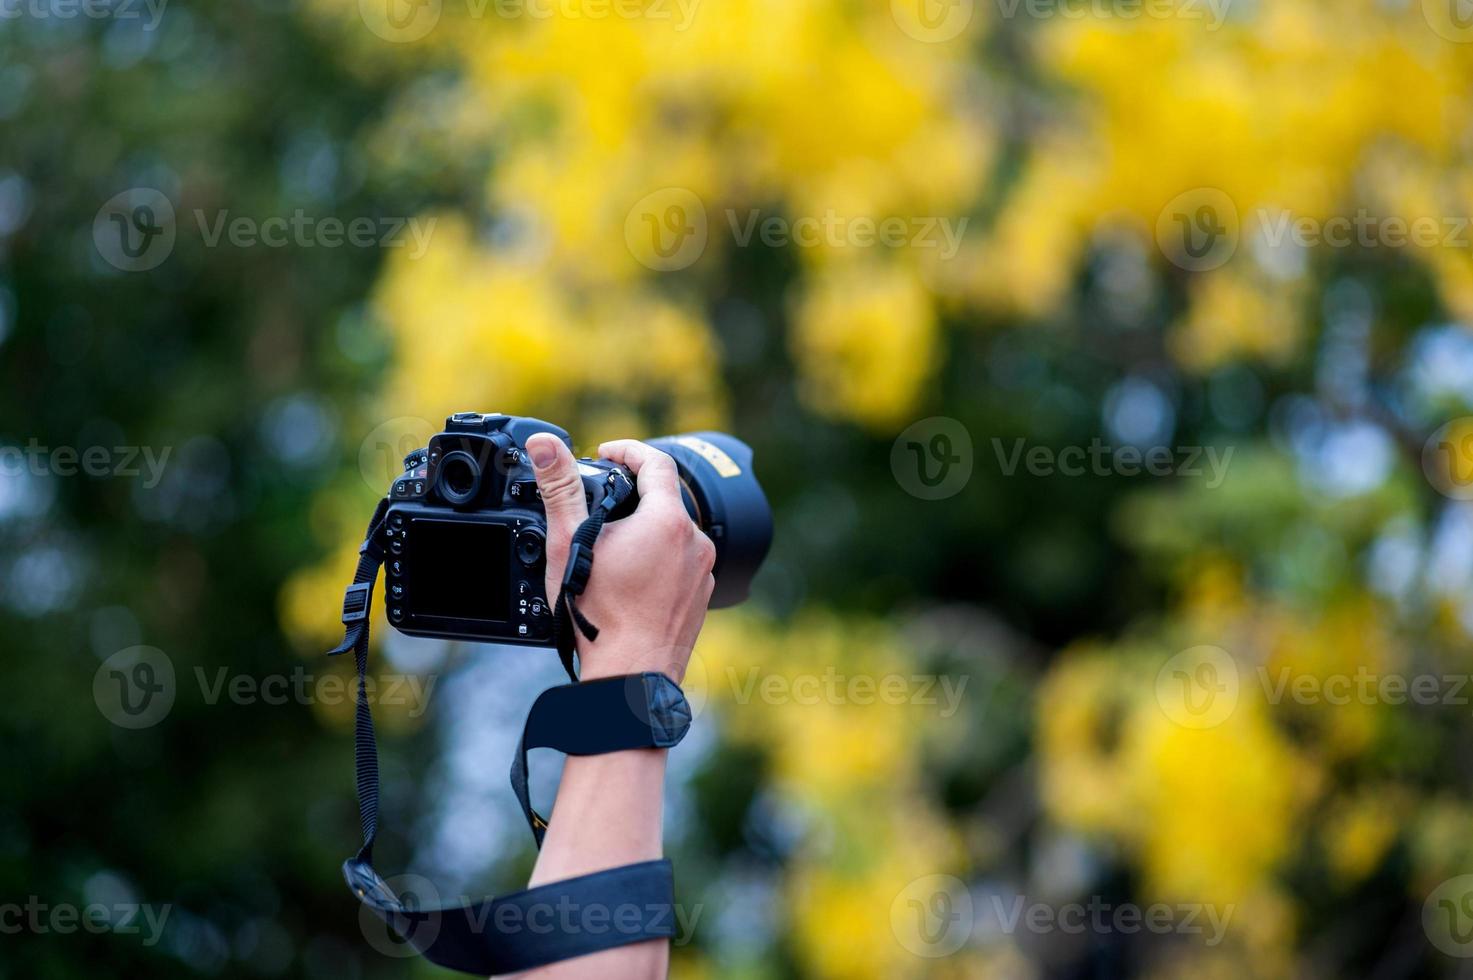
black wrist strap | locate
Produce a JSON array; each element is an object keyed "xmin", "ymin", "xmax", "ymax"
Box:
[
  {"xmin": 511, "ymin": 673, "xmax": 693, "ymax": 847},
  {"xmin": 552, "ymin": 469, "xmax": 636, "ymax": 682},
  {"xmin": 326, "ymin": 507, "xmax": 687, "ymax": 976},
  {"xmin": 344, "ymin": 857, "xmax": 678, "ymax": 975}
]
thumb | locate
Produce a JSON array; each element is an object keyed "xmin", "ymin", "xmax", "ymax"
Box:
[{"xmin": 526, "ymin": 433, "xmax": 588, "ymax": 584}]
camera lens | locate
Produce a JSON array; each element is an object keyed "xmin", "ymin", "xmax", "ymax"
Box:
[
  {"xmin": 644, "ymin": 433, "xmax": 772, "ymax": 608},
  {"xmin": 438, "ymin": 450, "xmax": 482, "ymax": 506}
]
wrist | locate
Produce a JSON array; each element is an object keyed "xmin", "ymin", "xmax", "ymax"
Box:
[{"xmin": 576, "ymin": 640, "xmax": 690, "ymax": 683}]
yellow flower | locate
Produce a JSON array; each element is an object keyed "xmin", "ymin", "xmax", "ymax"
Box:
[
  {"xmin": 1323, "ymin": 790, "xmax": 1404, "ymax": 884},
  {"xmin": 1122, "ymin": 695, "xmax": 1308, "ymax": 904},
  {"xmin": 1170, "ymin": 268, "xmax": 1303, "ymax": 370},
  {"xmin": 789, "ymin": 263, "xmax": 938, "ymax": 428},
  {"xmin": 1039, "ymin": 643, "xmax": 1316, "ymax": 906}
]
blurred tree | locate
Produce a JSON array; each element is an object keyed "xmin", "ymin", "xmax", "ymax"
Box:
[{"xmin": 7, "ymin": 0, "xmax": 1473, "ymax": 978}]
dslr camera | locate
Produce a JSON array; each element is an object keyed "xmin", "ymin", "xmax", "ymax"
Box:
[{"xmin": 377, "ymin": 412, "xmax": 772, "ymax": 645}]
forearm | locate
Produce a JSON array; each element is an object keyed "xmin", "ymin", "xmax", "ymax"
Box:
[
  {"xmin": 507, "ymin": 435, "xmax": 711, "ymax": 980},
  {"xmin": 505, "ymin": 748, "xmax": 670, "ymax": 980},
  {"xmin": 531, "ymin": 748, "xmax": 668, "ymax": 884}
]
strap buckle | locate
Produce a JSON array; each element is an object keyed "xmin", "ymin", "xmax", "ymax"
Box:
[
  {"xmin": 341, "ymin": 582, "xmax": 373, "ymax": 624},
  {"xmin": 561, "ymin": 542, "xmax": 594, "ymax": 596}
]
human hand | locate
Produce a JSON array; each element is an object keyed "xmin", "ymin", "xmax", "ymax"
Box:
[{"xmin": 525, "ymin": 433, "xmax": 715, "ymax": 682}]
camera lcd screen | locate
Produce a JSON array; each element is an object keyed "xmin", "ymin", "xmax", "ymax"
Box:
[{"xmin": 408, "ymin": 519, "xmax": 512, "ymax": 622}]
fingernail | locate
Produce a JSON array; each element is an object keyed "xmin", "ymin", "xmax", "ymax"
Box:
[{"xmin": 529, "ymin": 439, "xmax": 557, "ymax": 470}]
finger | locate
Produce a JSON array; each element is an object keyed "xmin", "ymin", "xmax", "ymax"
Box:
[
  {"xmin": 526, "ymin": 433, "xmax": 588, "ymax": 582},
  {"xmin": 598, "ymin": 440, "xmax": 682, "ymax": 506}
]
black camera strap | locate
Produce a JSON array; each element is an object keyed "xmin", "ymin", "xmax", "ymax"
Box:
[
  {"xmin": 511, "ymin": 673, "xmax": 692, "ymax": 846},
  {"xmin": 551, "ymin": 469, "xmax": 635, "ymax": 682},
  {"xmin": 325, "ymin": 504, "xmax": 691, "ymax": 976}
]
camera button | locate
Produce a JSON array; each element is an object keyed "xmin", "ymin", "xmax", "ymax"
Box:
[
  {"xmin": 390, "ymin": 584, "xmax": 404, "ymax": 600},
  {"xmin": 389, "ymin": 607, "xmax": 404, "ymax": 623},
  {"xmin": 517, "ymin": 624, "xmax": 529, "ymax": 637},
  {"xmin": 515, "ymin": 527, "xmax": 546, "ymax": 566},
  {"xmin": 389, "ymin": 539, "xmax": 403, "ymax": 555}
]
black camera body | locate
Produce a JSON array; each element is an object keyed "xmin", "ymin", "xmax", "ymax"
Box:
[{"xmin": 380, "ymin": 412, "xmax": 771, "ymax": 647}]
